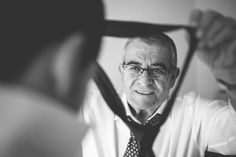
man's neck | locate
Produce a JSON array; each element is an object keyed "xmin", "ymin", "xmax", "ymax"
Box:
[{"xmin": 128, "ymin": 103, "xmax": 159, "ymax": 123}]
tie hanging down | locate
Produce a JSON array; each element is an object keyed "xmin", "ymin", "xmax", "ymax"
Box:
[{"xmin": 93, "ymin": 20, "xmax": 198, "ymax": 157}]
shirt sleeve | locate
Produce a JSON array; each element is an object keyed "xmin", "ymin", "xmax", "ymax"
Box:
[{"xmin": 205, "ymin": 100, "xmax": 236, "ymax": 155}]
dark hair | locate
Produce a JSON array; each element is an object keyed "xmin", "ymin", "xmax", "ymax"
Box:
[
  {"xmin": 124, "ymin": 33, "xmax": 177, "ymax": 67},
  {"xmin": 0, "ymin": 0, "xmax": 104, "ymax": 82}
]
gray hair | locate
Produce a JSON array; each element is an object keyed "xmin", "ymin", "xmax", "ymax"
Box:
[{"xmin": 123, "ymin": 33, "xmax": 177, "ymax": 67}]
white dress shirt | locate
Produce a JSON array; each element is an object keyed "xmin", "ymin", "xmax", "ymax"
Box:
[
  {"xmin": 82, "ymin": 83, "xmax": 236, "ymax": 157},
  {"xmin": 0, "ymin": 85, "xmax": 87, "ymax": 157}
]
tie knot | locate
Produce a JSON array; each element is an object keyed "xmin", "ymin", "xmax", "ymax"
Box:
[
  {"xmin": 127, "ymin": 113, "xmax": 161, "ymax": 128},
  {"xmin": 144, "ymin": 113, "xmax": 161, "ymax": 127}
]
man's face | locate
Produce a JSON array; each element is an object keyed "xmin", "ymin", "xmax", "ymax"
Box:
[{"xmin": 121, "ymin": 39, "xmax": 178, "ymax": 112}]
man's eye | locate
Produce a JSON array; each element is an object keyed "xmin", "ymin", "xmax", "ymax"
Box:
[
  {"xmin": 152, "ymin": 68, "xmax": 166, "ymax": 75},
  {"xmin": 130, "ymin": 66, "xmax": 141, "ymax": 71}
]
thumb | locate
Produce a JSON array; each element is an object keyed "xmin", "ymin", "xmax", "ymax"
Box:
[{"xmin": 189, "ymin": 9, "xmax": 202, "ymax": 28}]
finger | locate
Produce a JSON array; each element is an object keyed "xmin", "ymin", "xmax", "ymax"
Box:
[
  {"xmin": 211, "ymin": 40, "xmax": 236, "ymax": 84},
  {"xmin": 213, "ymin": 39, "xmax": 236, "ymax": 68},
  {"xmin": 197, "ymin": 10, "xmax": 222, "ymax": 39},
  {"xmin": 204, "ymin": 19, "xmax": 224, "ymax": 47},
  {"xmin": 187, "ymin": 10, "xmax": 202, "ymax": 43},
  {"xmin": 207, "ymin": 25, "xmax": 235, "ymax": 48},
  {"xmin": 189, "ymin": 9, "xmax": 202, "ymax": 27}
]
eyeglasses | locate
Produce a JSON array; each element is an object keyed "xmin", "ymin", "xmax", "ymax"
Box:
[{"xmin": 122, "ymin": 64, "xmax": 172, "ymax": 77}]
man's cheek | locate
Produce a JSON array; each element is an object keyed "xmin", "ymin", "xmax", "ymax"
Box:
[
  {"xmin": 154, "ymin": 79, "xmax": 165, "ymax": 89},
  {"xmin": 155, "ymin": 81, "xmax": 169, "ymax": 95}
]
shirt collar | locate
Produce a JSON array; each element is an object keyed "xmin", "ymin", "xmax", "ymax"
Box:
[{"xmin": 114, "ymin": 93, "xmax": 168, "ymax": 123}]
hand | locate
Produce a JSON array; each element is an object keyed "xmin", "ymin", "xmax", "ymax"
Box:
[{"xmin": 189, "ymin": 9, "xmax": 236, "ymax": 85}]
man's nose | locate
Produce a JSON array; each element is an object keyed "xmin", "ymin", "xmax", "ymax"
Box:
[{"xmin": 138, "ymin": 71, "xmax": 154, "ymax": 87}]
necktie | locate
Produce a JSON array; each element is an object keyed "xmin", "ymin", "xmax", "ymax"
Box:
[
  {"xmin": 123, "ymin": 113, "xmax": 162, "ymax": 157},
  {"xmin": 123, "ymin": 132, "xmax": 140, "ymax": 157}
]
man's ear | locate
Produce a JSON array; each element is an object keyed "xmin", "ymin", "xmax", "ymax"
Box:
[
  {"xmin": 119, "ymin": 64, "xmax": 124, "ymax": 74},
  {"xmin": 170, "ymin": 67, "xmax": 180, "ymax": 88},
  {"xmin": 119, "ymin": 64, "xmax": 125, "ymax": 82}
]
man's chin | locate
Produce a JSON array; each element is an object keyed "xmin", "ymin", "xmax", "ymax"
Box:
[{"xmin": 132, "ymin": 95, "xmax": 157, "ymax": 106}]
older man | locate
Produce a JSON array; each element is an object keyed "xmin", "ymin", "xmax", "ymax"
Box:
[{"xmin": 82, "ymin": 9, "xmax": 236, "ymax": 157}]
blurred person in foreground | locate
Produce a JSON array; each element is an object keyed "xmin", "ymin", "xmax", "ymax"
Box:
[
  {"xmin": 0, "ymin": 0, "xmax": 104, "ymax": 157},
  {"xmin": 82, "ymin": 9, "xmax": 236, "ymax": 157}
]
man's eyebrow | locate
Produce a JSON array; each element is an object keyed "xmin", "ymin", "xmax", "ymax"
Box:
[
  {"xmin": 151, "ymin": 63, "xmax": 168, "ymax": 69},
  {"xmin": 125, "ymin": 61, "xmax": 142, "ymax": 65},
  {"xmin": 125, "ymin": 62, "xmax": 169, "ymax": 69}
]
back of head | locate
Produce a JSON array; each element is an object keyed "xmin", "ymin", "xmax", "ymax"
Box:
[
  {"xmin": 0, "ymin": 1, "xmax": 104, "ymax": 156},
  {"xmin": 0, "ymin": 0, "xmax": 104, "ymax": 82}
]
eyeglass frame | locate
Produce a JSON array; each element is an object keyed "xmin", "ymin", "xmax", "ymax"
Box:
[{"xmin": 122, "ymin": 63, "xmax": 178, "ymax": 78}]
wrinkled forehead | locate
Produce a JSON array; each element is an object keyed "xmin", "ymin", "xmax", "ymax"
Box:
[{"xmin": 124, "ymin": 39, "xmax": 175, "ymax": 68}]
